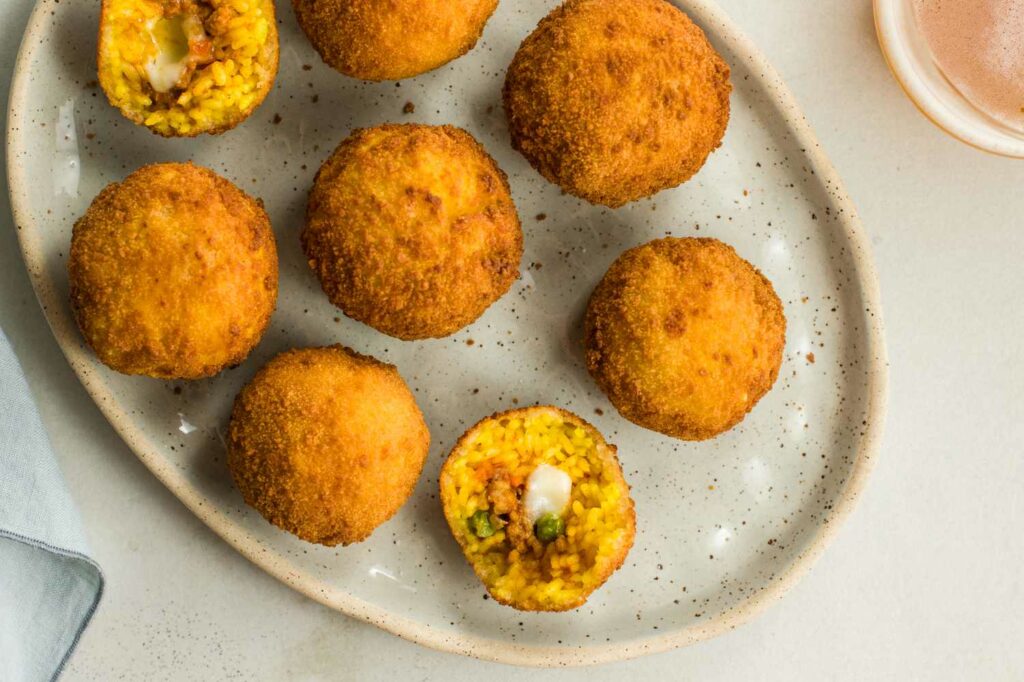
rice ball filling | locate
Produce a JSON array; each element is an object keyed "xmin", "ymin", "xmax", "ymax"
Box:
[{"xmin": 143, "ymin": 12, "xmax": 211, "ymax": 94}]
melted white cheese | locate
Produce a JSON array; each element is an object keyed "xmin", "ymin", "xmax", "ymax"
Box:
[
  {"xmin": 523, "ymin": 464, "xmax": 572, "ymax": 524},
  {"xmin": 144, "ymin": 16, "xmax": 189, "ymax": 93},
  {"xmin": 145, "ymin": 52, "xmax": 187, "ymax": 93}
]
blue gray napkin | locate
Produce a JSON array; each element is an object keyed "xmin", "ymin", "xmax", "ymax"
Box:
[{"xmin": 0, "ymin": 328, "xmax": 103, "ymax": 682}]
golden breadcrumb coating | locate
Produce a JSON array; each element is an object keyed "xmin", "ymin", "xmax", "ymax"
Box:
[
  {"xmin": 228, "ymin": 345, "xmax": 430, "ymax": 546},
  {"xmin": 585, "ymin": 238, "xmax": 785, "ymax": 440},
  {"xmin": 302, "ymin": 124, "xmax": 522, "ymax": 340},
  {"xmin": 69, "ymin": 162, "xmax": 278, "ymax": 379},
  {"xmin": 292, "ymin": 0, "xmax": 497, "ymax": 80},
  {"xmin": 440, "ymin": 406, "xmax": 635, "ymax": 611},
  {"xmin": 503, "ymin": 0, "xmax": 731, "ymax": 207}
]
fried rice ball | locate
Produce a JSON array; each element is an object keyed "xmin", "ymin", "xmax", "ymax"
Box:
[
  {"xmin": 228, "ymin": 345, "xmax": 430, "ymax": 546},
  {"xmin": 98, "ymin": 0, "xmax": 279, "ymax": 137},
  {"xmin": 503, "ymin": 0, "xmax": 731, "ymax": 208},
  {"xmin": 440, "ymin": 406, "xmax": 635, "ymax": 611},
  {"xmin": 69, "ymin": 162, "xmax": 278, "ymax": 380},
  {"xmin": 293, "ymin": 0, "xmax": 498, "ymax": 81},
  {"xmin": 302, "ymin": 124, "xmax": 523, "ymax": 340},
  {"xmin": 584, "ymin": 238, "xmax": 785, "ymax": 441}
]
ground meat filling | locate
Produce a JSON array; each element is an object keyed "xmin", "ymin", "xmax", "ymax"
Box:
[{"xmin": 485, "ymin": 469, "xmax": 543, "ymax": 557}]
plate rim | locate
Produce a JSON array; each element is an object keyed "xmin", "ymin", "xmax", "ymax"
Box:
[{"xmin": 6, "ymin": 0, "xmax": 889, "ymax": 667}]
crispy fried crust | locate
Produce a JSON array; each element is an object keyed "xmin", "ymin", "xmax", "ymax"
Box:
[
  {"xmin": 503, "ymin": 0, "xmax": 731, "ymax": 207},
  {"xmin": 439, "ymin": 406, "xmax": 636, "ymax": 611},
  {"xmin": 584, "ymin": 238, "xmax": 786, "ymax": 440},
  {"xmin": 302, "ymin": 124, "xmax": 523, "ymax": 340},
  {"xmin": 227, "ymin": 345, "xmax": 430, "ymax": 546},
  {"xmin": 68, "ymin": 162, "xmax": 278, "ymax": 379},
  {"xmin": 292, "ymin": 0, "xmax": 497, "ymax": 80}
]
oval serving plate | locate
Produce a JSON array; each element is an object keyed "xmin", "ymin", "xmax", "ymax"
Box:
[{"xmin": 7, "ymin": 0, "xmax": 887, "ymax": 666}]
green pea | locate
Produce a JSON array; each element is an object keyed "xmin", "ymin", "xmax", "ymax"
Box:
[
  {"xmin": 468, "ymin": 510, "xmax": 495, "ymax": 538},
  {"xmin": 534, "ymin": 513, "xmax": 565, "ymax": 542}
]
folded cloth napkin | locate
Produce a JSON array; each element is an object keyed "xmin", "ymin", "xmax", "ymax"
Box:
[{"xmin": 0, "ymin": 327, "xmax": 103, "ymax": 682}]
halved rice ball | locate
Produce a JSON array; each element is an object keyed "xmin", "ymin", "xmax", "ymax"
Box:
[
  {"xmin": 440, "ymin": 406, "xmax": 635, "ymax": 611},
  {"xmin": 98, "ymin": 0, "xmax": 278, "ymax": 136}
]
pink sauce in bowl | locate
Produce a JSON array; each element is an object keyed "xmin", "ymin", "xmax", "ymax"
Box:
[
  {"xmin": 875, "ymin": 0, "xmax": 1024, "ymax": 156},
  {"xmin": 912, "ymin": 0, "xmax": 1024, "ymax": 134}
]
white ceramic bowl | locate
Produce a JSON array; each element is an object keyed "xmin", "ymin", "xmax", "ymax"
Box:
[{"xmin": 874, "ymin": 0, "xmax": 1024, "ymax": 158}]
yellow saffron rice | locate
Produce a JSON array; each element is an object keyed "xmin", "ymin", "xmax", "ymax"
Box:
[
  {"xmin": 440, "ymin": 406, "xmax": 636, "ymax": 611},
  {"xmin": 97, "ymin": 0, "xmax": 278, "ymax": 136}
]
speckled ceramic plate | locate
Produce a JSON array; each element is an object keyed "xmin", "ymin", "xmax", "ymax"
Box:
[{"xmin": 7, "ymin": 0, "xmax": 888, "ymax": 667}]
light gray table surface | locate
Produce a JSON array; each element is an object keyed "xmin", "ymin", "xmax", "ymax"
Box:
[{"xmin": 2, "ymin": 0, "xmax": 1022, "ymax": 679}]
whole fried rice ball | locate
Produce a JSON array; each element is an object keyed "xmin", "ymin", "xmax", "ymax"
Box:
[
  {"xmin": 98, "ymin": 0, "xmax": 279, "ymax": 137},
  {"xmin": 584, "ymin": 238, "xmax": 786, "ymax": 440},
  {"xmin": 228, "ymin": 345, "xmax": 430, "ymax": 546},
  {"xmin": 503, "ymin": 0, "xmax": 731, "ymax": 207},
  {"xmin": 440, "ymin": 406, "xmax": 635, "ymax": 611},
  {"xmin": 302, "ymin": 124, "xmax": 522, "ymax": 340},
  {"xmin": 69, "ymin": 162, "xmax": 278, "ymax": 380},
  {"xmin": 293, "ymin": 0, "xmax": 498, "ymax": 81}
]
